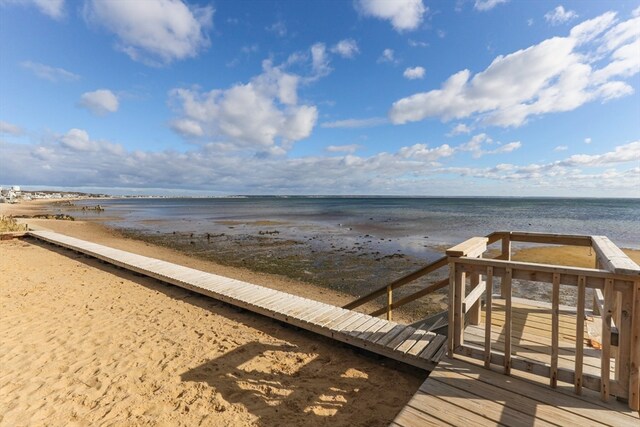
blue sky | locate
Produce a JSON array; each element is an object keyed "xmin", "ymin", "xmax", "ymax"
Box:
[{"xmin": 0, "ymin": 0, "xmax": 639, "ymax": 196}]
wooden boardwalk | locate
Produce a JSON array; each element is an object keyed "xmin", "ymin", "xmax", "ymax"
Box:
[
  {"xmin": 392, "ymin": 298, "xmax": 639, "ymax": 426},
  {"xmin": 27, "ymin": 230, "xmax": 446, "ymax": 371}
]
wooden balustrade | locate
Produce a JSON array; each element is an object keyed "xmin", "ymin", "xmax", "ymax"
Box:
[{"xmin": 446, "ymin": 232, "xmax": 640, "ymax": 412}]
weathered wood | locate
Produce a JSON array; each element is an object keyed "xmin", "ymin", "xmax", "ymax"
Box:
[
  {"xmin": 484, "ymin": 266, "xmax": 493, "ymax": 369},
  {"xmin": 428, "ymin": 356, "xmax": 639, "ymax": 427},
  {"xmin": 551, "ymin": 273, "xmax": 560, "ymax": 388},
  {"xmin": 500, "ymin": 236, "xmax": 511, "ymax": 301},
  {"xmin": 342, "ymin": 256, "xmax": 448, "ymax": 310},
  {"xmin": 368, "ymin": 278, "xmax": 448, "ymax": 317},
  {"xmin": 576, "ymin": 275, "xmax": 586, "ymax": 395},
  {"xmin": 630, "ymin": 280, "xmax": 640, "ymax": 411},
  {"xmin": 592, "ymin": 235, "xmax": 640, "ymax": 276},
  {"xmin": 504, "ymin": 267, "xmax": 512, "ymax": 375},
  {"xmin": 446, "ymin": 236, "xmax": 488, "ymax": 257},
  {"xmin": 454, "ymin": 266, "xmax": 465, "ymax": 349},
  {"xmin": 28, "ymin": 230, "xmax": 451, "ymax": 374},
  {"xmin": 464, "ymin": 277, "xmax": 484, "ymax": 318},
  {"xmin": 509, "ymin": 231, "xmax": 592, "ymax": 246},
  {"xmin": 617, "ymin": 287, "xmax": 633, "ymax": 402},
  {"xmin": 602, "ymin": 279, "xmax": 614, "ymax": 402},
  {"xmin": 594, "ymin": 287, "xmax": 605, "ymax": 316},
  {"xmin": 455, "ymin": 257, "xmax": 632, "ymax": 290},
  {"xmin": 448, "ymin": 261, "xmax": 456, "ymax": 357},
  {"xmin": 386, "ymin": 285, "xmax": 392, "ymax": 321}
]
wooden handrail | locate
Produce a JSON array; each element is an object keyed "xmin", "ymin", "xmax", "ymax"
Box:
[
  {"xmin": 344, "ymin": 231, "xmax": 507, "ymax": 312},
  {"xmin": 447, "ymin": 248, "xmax": 640, "ymax": 411},
  {"xmin": 368, "ymin": 278, "xmax": 449, "ymax": 317},
  {"xmin": 342, "ymin": 256, "xmax": 448, "ymax": 310}
]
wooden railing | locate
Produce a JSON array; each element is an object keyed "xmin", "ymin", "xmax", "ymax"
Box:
[
  {"xmin": 446, "ymin": 232, "xmax": 640, "ymax": 412},
  {"xmin": 343, "ymin": 231, "xmax": 509, "ymax": 321}
]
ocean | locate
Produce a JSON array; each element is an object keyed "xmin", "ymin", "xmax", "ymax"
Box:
[
  {"xmin": 75, "ymin": 197, "xmax": 640, "ymax": 250},
  {"xmin": 66, "ymin": 196, "xmax": 639, "ymax": 314}
]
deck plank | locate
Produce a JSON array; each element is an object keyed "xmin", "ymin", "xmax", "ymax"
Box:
[{"xmin": 27, "ymin": 230, "xmax": 447, "ymax": 376}]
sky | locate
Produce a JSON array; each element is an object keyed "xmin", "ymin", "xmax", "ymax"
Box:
[{"xmin": 0, "ymin": 0, "xmax": 639, "ymax": 197}]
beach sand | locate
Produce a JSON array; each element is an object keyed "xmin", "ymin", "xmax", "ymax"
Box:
[
  {"xmin": 2, "ymin": 200, "xmax": 639, "ymax": 426},
  {"xmin": 0, "ymin": 237, "xmax": 423, "ymax": 426}
]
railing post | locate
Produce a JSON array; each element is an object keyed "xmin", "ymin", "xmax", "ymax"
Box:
[
  {"xmin": 447, "ymin": 259, "xmax": 457, "ymax": 357},
  {"xmin": 500, "ymin": 235, "xmax": 511, "ymax": 298},
  {"xmin": 616, "ymin": 286, "xmax": 633, "ymax": 403},
  {"xmin": 469, "ymin": 272, "xmax": 481, "ymax": 325},
  {"xmin": 386, "ymin": 285, "xmax": 392, "ymax": 321},
  {"xmin": 630, "ymin": 280, "xmax": 640, "ymax": 411}
]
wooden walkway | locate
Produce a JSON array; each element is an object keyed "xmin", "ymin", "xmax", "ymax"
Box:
[
  {"xmin": 392, "ymin": 298, "xmax": 639, "ymax": 426},
  {"xmin": 27, "ymin": 230, "xmax": 446, "ymax": 371}
]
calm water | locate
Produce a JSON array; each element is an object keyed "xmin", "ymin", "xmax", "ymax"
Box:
[{"xmin": 76, "ymin": 197, "xmax": 640, "ymax": 250}]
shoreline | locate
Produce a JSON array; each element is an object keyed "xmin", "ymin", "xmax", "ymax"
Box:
[{"xmin": 3, "ymin": 199, "xmax": 639, "ymax": 312}]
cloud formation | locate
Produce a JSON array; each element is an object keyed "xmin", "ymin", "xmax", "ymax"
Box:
[
  {"xmin": 20, "ymin": 61, "xmax": 80, "ymax": 82},
  {"xmin": 389, "ymin": 12, "xmax": 639, "ymax": 127},
  {"xmin": 403, "ymin": 66, "xmax": 425, "ymax": 79},
  {"xmin": 355, "ymin": 0, "xmax": 426, "ymax": 32},
  {"xmin": 331, "ymin": 39, "xmax": 360, "ymax": 58},
  {"xmin": 3, "ymin": 130, "xmax": 635, "ymax": 196},
  {"xmin": 321, "ymin": 117, "xmax": 387, "ymax": 129},
  {"xmin": 1, "ymin": 0, "xmax": 65, "ymax": 20},
  {"xmin": 84, "ymin": 0, "xmax": 213, "ymax": 65},
  {"xmin": 169, "ymin": 61, "xmax": 317, "ymax": 155},
  {"xmin": 545, "ymin": 6, "xmax": 578, "ymax": 25},
  {"xmin": 0, "ymin": 120, "xmax": 23, "ymax": 136},
  {"xmin": 377, "ymin": 48, "xmax": 396, "ymax": 63},
  {"xmin": 79, "ymin": 89, "xmax": 119, "ymax": 116},
  {"xmin": 474, "ymin": 0, "xmax": 509, "ymax": 12}
]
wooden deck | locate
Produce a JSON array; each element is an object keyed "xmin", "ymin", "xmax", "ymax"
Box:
[
  {"xmin": 393, "ymin": 298, "xmax": 639, "ymax": 426},
  {"xmin": 26, "ymin": 230, "xmax": 446, "ymax": 371}
]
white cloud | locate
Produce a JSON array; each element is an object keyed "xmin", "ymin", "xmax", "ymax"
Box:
[
  {"xmin": 554, "ymin": 145, "xmax": 569, "ymax": 151},
  {"xmin": 169, "ymin": 61, "xmax": 317, "ymax": 153},
  {"xmin": 527, "ymin": 18, "xmax": 534, "ymax": 26},
  {"xmin": 20, "ymin": 61, "xmax": 80, "ymax": 82},
  {"xmin": 79, "ymin": 89, "xmax": 119, "ymax": 116},
  {"xmin": 84, "ymin": 0, "xmax": 213, "ymax": 65},
  {"xmin": 378, "ymin": 48, "xmax": 396, "ymax": 63},
  {"xmin": 1, "ymin": 129, "xmax": 637, "ymax": 196},
  {"xmin": 584, "ymin": 137, "xmax": 592, "ymax": 144},
  {"xmin": 326, "ymin": 144, "xmax": 361, "ymax": 154},
  {"xmin": 397, "ymin": 143, "xmax": 455, "ymax": 161},
  {"xmin": 0, "ymin": 120, "xmax": 23, "ymax": 136},
  {"xmin": 453, "ymin": 133, "xmax": 522, "ymax": 158},
  {"xmin": 310, "ymin": 43, "xmax": 332, "ymax": 79},
  {"xmin": 355, "ymin": 0, "xmax": 426, "ymax": 32},
  {"xmin": 1, "ymin": 0, "xmax": 65, "ymax": 20},
  {"xmin": 561, "ymin": 141, "xmax": 640, "ymax": 166},
  {"xmin": 266, "ymin": 20, "xmax": 287, "ymax": 37},
  {"xmin": 408, "ymin": 39, "xmax": 428, "ymax": 48},
  {"xmin": 474, "ymin": 0, "xmax": 508, "ymax": 12},
  {"xmin": 331, "ymin": 39, "xmax": 359, "ymax": 58},
  {"xmin": 321, "ymin": 117, "xmax": 387, "ymax": 129},
  {"xmin": 389, "ymin": 12, "xmax": 639, "ymax": 127},
  {"xmin": 447, "ymin": 123, "xmax": 471, "ymax": 136},
  {"xmin": 170, "ymin": 119, "xmax": 203, "ymax": 137},
  {"xmin": 545, "ymin": 6, "xmax": 578, "ymax": 25},
  {"xmin": 58, "ymin": 128, "xmax": 123, "ymax": 154},
  {"xmin": 403, "ymin": 66, "xmax": 425, "ymax": 79}
]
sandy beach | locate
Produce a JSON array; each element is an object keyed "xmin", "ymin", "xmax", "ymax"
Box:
[
  {"xmin": 2, "ymin": 200, "xmax": 639, "ymax": 426},
  {"xmin": 0, "ymin": 202, "xmax": 425, "ymax": 426}
]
